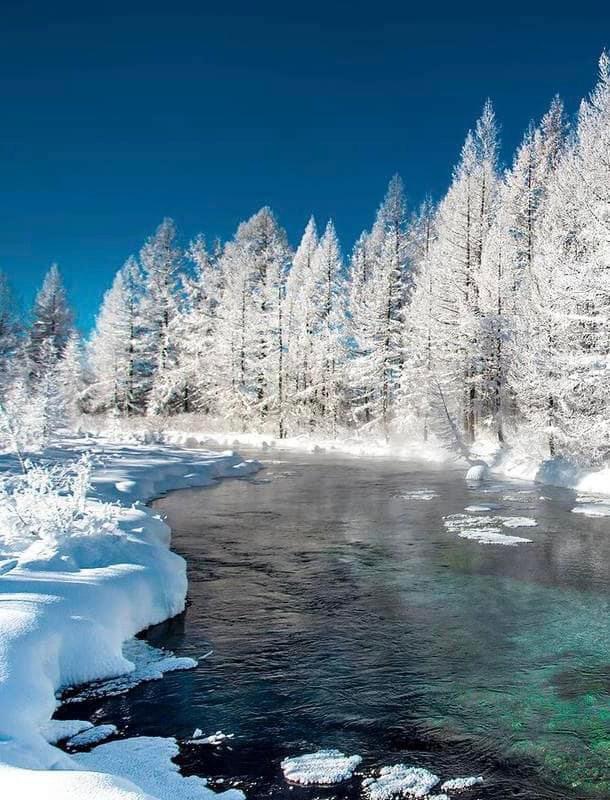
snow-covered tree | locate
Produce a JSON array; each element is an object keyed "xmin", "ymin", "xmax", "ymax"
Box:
[
  {"xmin": 284, "ymin": 217, "xmax": 319, "ymax": 430},
  {"xmin": 309, "ymin": 220, "xmax": 348, "ymax": 432},
  {"xmin": 139, "ymin": 218, "xmax": 184, "ymax": 414},
  {"xmin": 28, "ymin": 264, "xmax": 74, "ymax": 379},
  {"xmin": 214, "ymin": 208, "xmax": 291, "ymax": 434},
  {"xmin": 88, "ymin": 257, "xmax": 145, "ymax": 415},
  {"xmin": 348, "ymin": 175, "xmax": 409, "ymax": 436},
  {"xmin": 0, "ymin": 271, "xmax": 22, "ymax": 396}
]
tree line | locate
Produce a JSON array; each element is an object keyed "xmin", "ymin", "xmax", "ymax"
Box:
[{"xmin": 2, "ymin": 54, "xmax": 610, "ymax": 465}]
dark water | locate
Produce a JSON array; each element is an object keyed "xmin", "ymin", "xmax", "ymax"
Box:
[{"xmin": 62, "ymin": 454, "xmax": 610, "ymax": 799}]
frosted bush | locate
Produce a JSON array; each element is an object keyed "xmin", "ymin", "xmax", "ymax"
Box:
[{"xmin": 0, "ymin": 453, "xmax": 117, "ymax": 552}]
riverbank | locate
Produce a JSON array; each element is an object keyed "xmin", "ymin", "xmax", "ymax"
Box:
[
  {"xmin": 89, "ymin": 418, "xmax": 610, "ymax": 497},
  {"xmin": 0, "ymin": 437, "xmax": 259, "ymax": 799}
]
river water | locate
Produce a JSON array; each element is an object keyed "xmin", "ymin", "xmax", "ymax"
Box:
[{"xmin": 64, "ymin": 453, "xmax": 610, "ymax": 799}]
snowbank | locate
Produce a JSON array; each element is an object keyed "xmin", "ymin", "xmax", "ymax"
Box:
[{"xmin": 0, "ymin": 438, "xmax": 258, "ymax": 799}]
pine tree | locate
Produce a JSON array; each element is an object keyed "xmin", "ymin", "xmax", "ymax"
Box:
[
  {"xmin": 28, "ymin": 264, "xmax": 74, "ymax": 379},
  {"xmin": 138, "ymin": 218, "xmax": 184, "ymax": 414},
  {"xmin": 348, "ymin": 175, "xmax": 409, "ymax": 437},
  {"xmin": 88, "ymin": 257, "xmax": 145, "ymax": 414},
  {"xmin": 0, "ymin": 271, "xmax": 22, "ymax": 396}
]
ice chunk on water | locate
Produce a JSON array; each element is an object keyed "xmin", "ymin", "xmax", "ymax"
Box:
[
  {"xmin": 41, "ymin": 718, "xmax": 93, "ymax": 744},
  {"xmin": 440, "ymin": 775, "xmax": 484, "ymax": 791},
  {"xmin": 187, "ymin": 730, "xmax": 235, "ymax": 745},
  {"xmin": 572, "ymin": 502, "xmax": 610, "ymax": 517},
  {"xmin": 401, "ymin": 489, "xmax": 438, "ymax": 501},
  {"xmin": 363, "ymin": 765, "xmax": 439, "ymax": 799},
  {"xmin": 67, "ymin": 723, "xmax": 117, "ymax": 748},
  {"xmin": 444, "ymin": 514, "xmax": 534, "ymax": 545},
  {"xmin": 464, "ymin": 504, "xmax": 497, "ymax": 512},
  {"xmin": 502, "ymin": 516, "xmax": 537, "ymax": 528},
  {"xmin": 281, "ymin": 749, "xmax": 362, "ymax": 785}
]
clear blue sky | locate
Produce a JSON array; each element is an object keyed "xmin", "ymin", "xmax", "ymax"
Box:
[{"xmin": 1, "ymin": 1, "xmax": 608, "ymax": 331}]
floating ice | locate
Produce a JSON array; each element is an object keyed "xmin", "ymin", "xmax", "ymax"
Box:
[
  {"xmin": 67, "ymin": 724, "xmax": 117, "ymax": 748},
  {"xmin": 444, "ymin": 513, "xmax": 534, "ymax": 545},
  {"xmin": 63, "ymin": 637, "xmax": 197, "ymax": 702},
  {"xmin": 464, "ymin": 504, "xmax": 496, "ymax": 512},
  {"xmin": 440, "ymin": 775, "xmax": 484, "ymax": 791},
  {"xmin": 457, "ymin": 529, "xmax": 532, "ymax": 545},
  {"xmin": 502, "ymin": 516, "xmax": 537, "ymax": 528},
  {"xmin": 187, "ymin": 730, "xmax": 235, "ymax": 746},
  {"xmin": 571, "ymin": 502, "xmax": 610, "ymax": 517},
  {"xmin": 281, "ymin": 749, "xmax": 362, "ymax": 785},
  {"xmin": 401, "ymin": 490, "xmax": 438, "ymax": 501},
  {"xmin": 363, "ymin": 765, "xmax": 439, "ymax": 799}
]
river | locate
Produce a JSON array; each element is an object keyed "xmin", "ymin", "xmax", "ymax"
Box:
[{"xmin": 61, "ymin": 452, "xmax": 610, "ymax": 799}]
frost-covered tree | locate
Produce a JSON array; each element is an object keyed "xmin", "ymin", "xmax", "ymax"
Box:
[
  {"xmin": 57, "ymin": 330, "xmax": 84, "ymax": 425},
  {"xmin": 214, "ymin": 208, "xmax": 291, "ymax": 434},
  {"xmin": 28, "ymin": 264, "xmax": 74, "ymax": 379},
  {"xmin": 409, "ymin": 102, "xmax": 500, "ymax": 445},
  {"xmin": 348, "ymin": 175, "xmax": 409, "ymax": 436},
  {"xmin": 309, "ymin": 220, "xmax": 348, "ymax": 432},
  {"xmin": 511, "ymin": 55, "xmax": 610, "ymax": 462},
  {"xmin": 139, "ymin": 218, "xmax": 183, "ymax": 414},
  {"xmin": 88, "ymin": 257, "xmax": 146, "ymax": 415},
  {"xmin": 284, "ymin": 217, "xmax": 319, "ymax": 429},
  {"xmin": 0, "ymin": 271, "xmax": 22, "ymax": 396}
]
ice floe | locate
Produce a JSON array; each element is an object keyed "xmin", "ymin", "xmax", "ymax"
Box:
[
  {"xmin": 186, "ymin": 730, "xmax": 235, "ymax": 746},
  {"xmin": 363, "ymin": 765, "xmax": 439, "ymax": 799},
  {"xmin": 440, "ymin": 775, "xmax": 484, "ymax": 791},
  {"xmin": 571, "ymin": 500, "xmax": 610, "ymax": 517},
  {"xmin": 400, "ymin": 489, "xmax": 438, "ymax": 501},
  {"xmin": 281, "ymin": 749, "xmax": 362, "ymax": 785},
  {"xmin": 444, "ymin": 514, "xmax": 534, "ymax": 545}
]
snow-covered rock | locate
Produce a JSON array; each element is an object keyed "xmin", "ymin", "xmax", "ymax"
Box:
[
  {"xmin": 465, "ymin": 462, "xmax": 488, "ymax": 481},
  {"xmin": 281, "ymin": 749, "xmax": 362, "ymax": 785}
]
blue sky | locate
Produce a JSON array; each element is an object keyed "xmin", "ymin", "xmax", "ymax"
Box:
[{"xmin": 1, "ymin": 1, "xmax": 608, "ymax": 331}]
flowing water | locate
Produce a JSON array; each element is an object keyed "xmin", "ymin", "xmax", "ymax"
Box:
[{"xmin": 62, "ymin": 454, "xmax": 610, "ymax": 799}]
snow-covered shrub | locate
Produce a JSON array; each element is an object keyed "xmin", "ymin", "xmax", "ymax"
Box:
[{"xmin": 0, "ymin": 453, "xmax": 116, "ymax": 554}]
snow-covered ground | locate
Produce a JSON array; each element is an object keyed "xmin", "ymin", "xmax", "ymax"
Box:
[{"xmin": 0, "ymin": 437, "xmax": 258, "ymax": 800}]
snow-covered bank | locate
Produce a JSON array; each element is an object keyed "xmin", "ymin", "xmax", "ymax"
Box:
[
  {"xmin": 112, "ymin": 419, "xmax": 610, "ymax": 498},
  {"xmin": 0, "ymin": 438, "xmax": 258, "ymax": 799}
]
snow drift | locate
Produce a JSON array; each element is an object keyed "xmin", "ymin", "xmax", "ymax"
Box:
[{"xmin": 0, "ymin": 438, "xmax": 258, "ymax": 799}]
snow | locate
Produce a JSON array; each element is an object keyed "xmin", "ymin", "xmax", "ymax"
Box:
[
  {"xmin": 362, "ymin": 765, "xmax": 439, "ymax": 799},
  {"xmin": 463, "ymin": 504, "xmax": 496, "ymax": 512},
  {"xmin": 444, "ymin": 514, "xmax": 534, "ymax": 546},
  {"xmin": 63, "ymin": 638, "xmax": 197, "ymax": 702},
  {"xmin": 76, "ymin": 736, "xmax": 244, "ymax": 800},
  {"xmin": 440, "ymin": 776, "xmax": 484, "ymax": 791},
  {"xmin": 465, "ymin": 463, "xmax": 488, "ymax": 481},
  {"xmin": 41, "ymin": 718, "xmax": 93, "ymax": 744},
  {"xmin": 67, "ymin": 724, "xmax": 117, "ymax": 748},
  {"xmin": 0, "ymin": 437, "xmax": 258, "ymax": 800},
  {"xmin": 281, "ymin": 749, "xmax": 362, "ymax": 785}
]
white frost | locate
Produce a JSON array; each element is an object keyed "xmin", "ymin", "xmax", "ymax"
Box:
[
  {"xmin": 363, "ymin": 765, "xmax": 439, "ymax": 799},
  {"xmin": 281, "ymin": 749, "xmax": 362, "ymax": 785}
]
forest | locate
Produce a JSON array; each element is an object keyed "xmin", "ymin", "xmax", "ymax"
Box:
[{"xmin": 2, "ymin": 54, "xmax": 610, "ymax": 467}]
